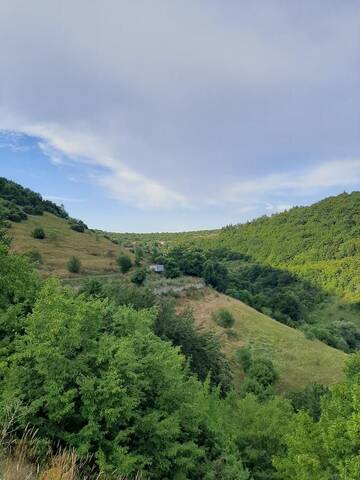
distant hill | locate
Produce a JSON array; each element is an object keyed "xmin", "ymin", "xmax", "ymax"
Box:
[
  {"xmin": 198, "ymin": 192, "xmax": 360, "ymax": 303},
  {"xmin": 0, "ymin": 177, "xmax": 127, "ymax": 276},
  {"xmin": 0, "ymin": 177, "xmax": 69, "ymax": 221},
  {"xmin": 178, "ymin": 288, "xmax": 347, "ymax": 392}
]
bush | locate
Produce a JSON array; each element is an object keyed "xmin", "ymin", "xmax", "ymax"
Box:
[
  {"xmin": 67, "ymin": 255, "xmax": 81, "ymax": 273},
  {"xmin": 31, "ymin": 227, "xmax": 45, "ymax": 239},
  {"xmin": 70, "ymin": 223, "xmax": 85, "ymax": 233},
  {"xmin": 213, "ymin": 308, "xmax": 235, "ymax": 328},
  {"xmin": 248, "ymin": 356, "xmax": 278, "ymax": 387},
  {"xmin": 131, "ymin": 268, "xmax": 147, "ymax": 286},
  {"xmin": 117, "ymin": 254, "xmax": 132, "ymax": 273},
  {"xmin": 236, "ymin": 347, "xmax": 252, "ymax": 372}
]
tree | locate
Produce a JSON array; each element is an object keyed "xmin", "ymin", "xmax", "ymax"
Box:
[
  {"xmin": 67, "ymin": 255, "xmax": 81, "ymax": 273},
  {"xmin": 117, "ymin": 254, "xmax": 132, "ymax": 273},
  {"xmin": 31, "ymin": 227, "xmax": 45, "ymax": 239},
  {"xmin": 275, "ymin": 352, "xmax": 360, "ymax": 479},
  {"xmin": 154, "ymin": 301, "xmax": 232, "ymax": 394},
  {"xmin": 203, "ymin": 260, "xmax": 229, "ymax": 292},
  {"xmin": 131, "ymin": 268, "xmax": 147, "ymax": 285},
  {"xmin": 164, "ymin": 258, "xmax": 181, "ymax": 278}
]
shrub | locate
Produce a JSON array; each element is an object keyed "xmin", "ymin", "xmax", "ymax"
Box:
[
  {"xmin": 67, "ymin": 255, "xmax": 81, "ymax": 273},
  {"xmin": 70, "ymin": 223, "xmax": 85, "ymax": 233},
  {"xmin": 131, "ymin": 268, "xmax": 147, "ymax": 286},
  {"xmin": 213, "ymin": 308, "xmax": 235, "ymax": 328},
  {"xmin": 236, "ymin": 347, "xmax": 252, "ymax": 372},
  {"xmin": 31, "ymin": 227, "xmax": 45, "ymax": 239},
  {"xmin": 117, "ymin": 254, "xmax": 132, "ymax": 273},
  {"xmin": 248, "ymin": 356, "xmax": 278, "ymax": 387}
]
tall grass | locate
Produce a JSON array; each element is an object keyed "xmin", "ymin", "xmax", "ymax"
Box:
[{"xmin": 0, "ymin": 405, "xmax": 142, "ymax": 480}]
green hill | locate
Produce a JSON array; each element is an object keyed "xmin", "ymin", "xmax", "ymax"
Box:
[
  {"xmin": 201, "ymin": 192, "xmax": 360, "ymax": 302},
  {"xmin": 0, "ymin": 177, "xmax": 128, "ymax": 276},
  {"xmin": 178, "ymin": 288, "xmax": 347, "ymax": 392}
]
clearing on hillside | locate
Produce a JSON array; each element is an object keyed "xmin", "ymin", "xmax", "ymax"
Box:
[
  {"xmin": 178, "ymin": 289, "xmax": 347, "ymax": 393},
  {"xmin": 9, "ymin": 212, "xmax": 127, "ymax": 277}
]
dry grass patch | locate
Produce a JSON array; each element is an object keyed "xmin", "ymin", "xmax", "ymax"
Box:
[{"xmin": 8, "ymin": 213, "xmax": 128, "ymax": 277}]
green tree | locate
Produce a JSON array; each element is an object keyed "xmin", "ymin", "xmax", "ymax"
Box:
[
  {"xmin": 131, "ymin": 268, "xmax": 147, "ymax": 285},
  {"xmin": 155, "ymin": 301, "xmax": 232, "ymax": 394},
  {"xmin": 117, "ymin": 254, "xmax": 132, "ymax": 273},
  {"xmin": 275, "ymin": 352, "xmax": 360, "ymax": 479}
]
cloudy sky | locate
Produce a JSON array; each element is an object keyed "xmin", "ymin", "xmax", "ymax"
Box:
[{"xmin": 0, "ymin": 1, "xmax": 359, "ymax": 232}]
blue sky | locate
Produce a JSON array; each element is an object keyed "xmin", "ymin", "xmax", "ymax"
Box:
[{"xmin": 0, "ymin": 1, "xmax": 359, "ymax": 232}]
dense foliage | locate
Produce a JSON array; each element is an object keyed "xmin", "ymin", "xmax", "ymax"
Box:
[
  {"xmin": 275, "ymin": 354, "xmax": 360, "ymax": 479},
  {"xmin": 202, "ymin": 192, "xmax": 360, "ymax": 302},
  {"xmin": 0, "ymin": 177, "xmax": 69, "ymax": 221},
  {"xmin": 117, "ymin": 254, "xmax": 133, "ymax": 273}
]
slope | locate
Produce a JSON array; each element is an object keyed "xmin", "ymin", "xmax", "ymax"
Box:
[
  {"xmin": 8, "ymin": 212, "xmax": 126, "ymax": 277},
  {"xmin": 178, "ymin": 288, "xmax": 347, "ymax": 392}
]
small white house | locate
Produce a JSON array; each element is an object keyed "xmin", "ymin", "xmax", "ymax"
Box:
[{"xmin": 150, "ymin": 264, "xmax": 165, "ymax": 273}]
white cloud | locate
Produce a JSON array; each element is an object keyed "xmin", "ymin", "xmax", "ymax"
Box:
[
  {"xmin": 226, "ymin": 159, "xmax": 360, "ymax": 205},
  {"xmin": 25, "ymin": 124, "xmax": 189, "ymax": 209}
]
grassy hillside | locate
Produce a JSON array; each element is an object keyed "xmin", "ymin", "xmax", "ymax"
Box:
[
  {"xmin": 8, "ymin": 212, "xmax": 126, "ymax": 277},
  {"xmin": 178, "ymin": 289, "xmax": 347, "ymax": 392}
]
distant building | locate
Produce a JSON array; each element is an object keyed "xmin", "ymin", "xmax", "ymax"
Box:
[{"xmin": 150, "ymin": 264, "xmax": 165, "ymax": 273}]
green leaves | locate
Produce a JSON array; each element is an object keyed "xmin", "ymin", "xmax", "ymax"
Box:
[{"xmin": 0, "ymin": 279, "xmax": 248, "ymax": 478}]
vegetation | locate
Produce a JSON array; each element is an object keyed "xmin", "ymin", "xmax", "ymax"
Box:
[
  {"xmin": 117, "ymin": 254, "xmax": 132, "ymax": 273},
  {"xmin": 67, "ymin": 255, "xmax": 81, "ymax": 273},
  {"xmin": 131, "ymin": 268, "xmax": 147, "ymax": 285},
  {"xmin": 32, "ymin": 226, "xmax": 46, "ymax": 239},
  {"xmin": 275, "ymin": 354, "xmax": 360, "ymax": 479},
  {"xmin": 179, "ymin": 289, "xmax": 346, "ymax": 392},
  {"xmin": 0, "ymin": 177, "xmax": 69, "ymax": 221},
  {"xmin": 213, "ymin": 308, "xmax": 235, "ymax": 328},
  {"xmin": 7, "ymin": 212, "xmax": 126, "ymax": 276}
]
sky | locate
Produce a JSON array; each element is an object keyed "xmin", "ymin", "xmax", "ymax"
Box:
[{"xmin": 0, "ymin": 1, "xmax": 359, "ymax": 232}]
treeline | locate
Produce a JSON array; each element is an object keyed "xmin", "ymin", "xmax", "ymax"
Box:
[
  {"xmin": 0, "ymin": 177, "xmax": 69, "ymax": 222},
  {"xmin": 1, "ymin": 233, "xmax": 360, "ymax": 479}
]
